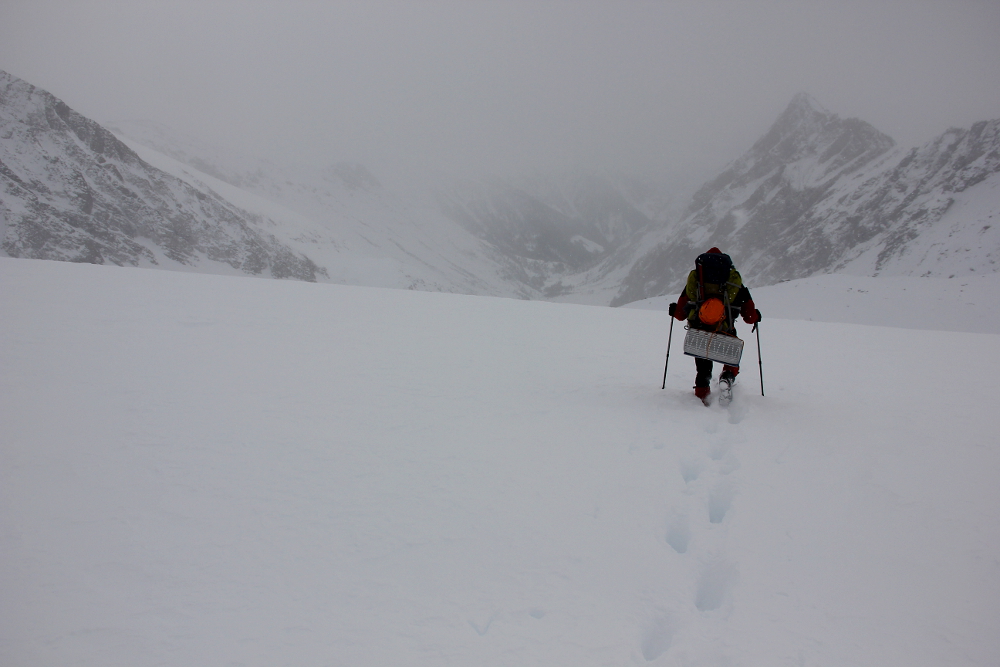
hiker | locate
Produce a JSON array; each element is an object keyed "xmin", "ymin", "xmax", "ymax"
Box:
[{"xmin": 668, "ymin": 248, "xmax": 760, "ymax": 403}]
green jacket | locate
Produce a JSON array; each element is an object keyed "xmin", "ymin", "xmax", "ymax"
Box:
[{"xmin": 684, "ymin": 267, "xmax": 743, "ymax": 305}]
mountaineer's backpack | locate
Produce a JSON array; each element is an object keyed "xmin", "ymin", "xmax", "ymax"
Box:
[{"xmin": 688, "ymin": 252, "xmax": 741, "ymax": 329}]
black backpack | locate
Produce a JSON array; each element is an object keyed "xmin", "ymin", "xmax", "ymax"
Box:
[{"xmin": 695, "ymin": 252, "xmax": 734, "ymax": 294}]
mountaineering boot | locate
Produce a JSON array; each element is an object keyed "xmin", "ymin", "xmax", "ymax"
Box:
[
  {"xmin": 718, "ymin": 368, "xmax": 737, "ymax": 404},
  {"xmin": 694, "ymin": 385, "xmax": 711, "ymax": 406}
]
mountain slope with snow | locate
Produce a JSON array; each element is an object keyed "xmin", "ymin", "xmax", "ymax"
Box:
[
  {"xmin": 612, "ymin": 95, "xmax": 1000, "ymax": 306},
  {"xmin": 0, "ymin": 72, "xmax": 541, "ymax": 298},
  {"xmin": 118, "ymin": 137, "xmax": 535, "ymax": 297},
  {"xmin": 2, "ymin": 257, "xmax": 998, "ymax": 666},
  {"xmin": 0, "ymin": 71, "xmax": 323, "ymax": 281},
  {"xmin": 109, "ymin": 118, "xmax": 676, "ymax": 301},
  {"xmin": 433, "ymin": 171, "xmax": 668, "ymax": 297},
  {"xmin": 832, "ymin": 120, "xmax": 1000, "ymax": 277},
  {"xmin": 5, "ymin": 71, "xmax": 999, "ymax": 308}
]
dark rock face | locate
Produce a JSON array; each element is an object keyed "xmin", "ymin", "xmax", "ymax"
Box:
[
  {"xmin": 610, "ymin": 94, "xmax": 1000, "ymax": 306},
  {"xmin": 0, "ymin": 70, "xmax": 324, "ymax": 281}
]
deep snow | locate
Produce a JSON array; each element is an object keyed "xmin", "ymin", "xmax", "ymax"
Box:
[
  {"xmin": 627, "ymin": 272, "xmax": 1000, "ymax": 335},
  {"xmin": 2, "ymin": 258, "xmax": 999, "ymax": 666}
]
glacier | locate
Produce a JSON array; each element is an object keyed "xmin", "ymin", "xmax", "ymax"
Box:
[{"xmin": 2, "ymin": 257, "xmax": 998, "ymax": 666}]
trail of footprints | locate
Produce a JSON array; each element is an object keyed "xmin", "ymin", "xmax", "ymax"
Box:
[{"xmin": 641, "ymin": 418, "xmax": 743, "ymax": 662}]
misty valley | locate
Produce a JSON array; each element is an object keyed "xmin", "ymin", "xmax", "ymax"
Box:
[{"xmin": 2, "ymin": 71, "xmax": 998, "ymax": 305}]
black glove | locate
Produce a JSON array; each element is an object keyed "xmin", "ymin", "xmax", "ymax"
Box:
[{"xmin": 668, "ymin": 302, "xmax": 677, "ymax": 317}]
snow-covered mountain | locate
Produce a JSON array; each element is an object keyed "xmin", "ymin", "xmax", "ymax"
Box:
[
  {"xmin": 109, "ymin": 118, "xmax": 681, "ymax": 301},
  {"xmin": 0, "ymin": 72, "xmax": 545, "ymax": 298},
  {"xmin": 4, "ymin": 70, "xmax": 999, "ymax": 306},
  {"xmin": 434, "ymin": 171, "xmax": 677, "ymax": 298},
  {"xmin": 0, "ymin": 71, "xmax": 324, "ymax": 281},
  {"xmin": 115, "ymin": 134, "xmax": 538, "ymax": 298},
  {"xmin": 611, "ymin": 94, "xmax": 1000, "ymax": 305},
  {"xmin": 830, "ymin": 119, "xmax": 1000, "ymax": 277}
]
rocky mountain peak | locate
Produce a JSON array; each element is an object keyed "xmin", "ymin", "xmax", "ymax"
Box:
[
  {"xmin": 744, "ymin": 93, "xmax": 895, "ymax": 178},
  {"xmin": 1, "ymin": 70, "xmax": 141, "ymax": 167},
  {"xmin": 0, "ymin": 70, "xmax": 323, "ymax": 280},
  {"xmin": 684, "ymin": 94, "xmax": 895, "ymax": 222},
  {"xmin": 608, "ymin": 96, "xmax": 1000, "ymax": 306},
  {"xmin": 780, "ymin": 92, "xmax": 832, "ymax": 122}
]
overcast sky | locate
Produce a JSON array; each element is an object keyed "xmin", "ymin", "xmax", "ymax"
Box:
[{"xmin": 2, "ymin": 0, "xmax": 999, "ymax": 186}]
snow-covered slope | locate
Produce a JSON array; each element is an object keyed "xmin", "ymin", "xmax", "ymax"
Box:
[
  {"xmin": 626, "ymin": 272, "xmax": 1000, "ymax": 335},
  {"xmin": 0, "ymin": 71, "xmax": 323, "ymax": 281},
  {"xmin": 833, "ymin": 121, "xmax": 1000, "ymax": 277},
  {"xmin": 117, "ymin": 137, "xmax": 534, "ymax": 297},
  {"xmin": 434, "ymin": 171, "xmax": 671, "ymax": 297},
  {"xmin": 110, "ymin": 117, "xmax": 677, "ymax": 302},
  {"xmin": 0, "ymin": 73, "xmax": 538, "ymax": 297},
  {"xmin": 2, "ymin": 257, "xmax": 998, "ymax": 666},
  {"xmin": 5, "ymin": 72, "xmax": 999, "ymax": 308},
  {"xmin": 612, "ymin": 95, "xmax": 1000, "ymax": 306}
]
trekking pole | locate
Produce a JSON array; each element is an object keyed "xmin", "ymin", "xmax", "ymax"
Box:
[
  {"xmin": 661, "ymin": 314, "xmax": 675, "ymax": 390},
  {"xmin": 753, "ymin": 319, "xmax": 764, "ymax": 396}
]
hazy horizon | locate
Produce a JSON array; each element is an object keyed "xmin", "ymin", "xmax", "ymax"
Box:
[{"xmin": 3, "ymin": 1, "xmax": 999, "ymax": 188}]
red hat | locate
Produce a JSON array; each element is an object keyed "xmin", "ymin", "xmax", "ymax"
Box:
[{"xmin": 707, "ymin": 247, "xmax": 722, "ymax": 254}]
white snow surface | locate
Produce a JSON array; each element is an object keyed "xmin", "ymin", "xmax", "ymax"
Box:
[
  {"xmin": 628, "ymin": 273, "xmax": 1000, "ymax": 335},
  {"xmin": 2, "ymin": 257, "xmax": 999, "ymax": 666}
]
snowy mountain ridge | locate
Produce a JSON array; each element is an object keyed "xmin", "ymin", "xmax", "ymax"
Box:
[
  {"xmin": 611, "ymin": 94, "xmax": 1000, "ymax": 305},
  {"xmin": 433, "ymin": 171, "xmax": 669, "ymax": 297},
  {"xmin": 117, "ymin": 134, "xmax": 539, "ymax": 298},
  {"xmin": 0, "ymin": 71, "xmax": 552, "ymax": 298},
  {"xmin": 0, "ymin": 71, "xmax": 324, "ymax": 281},
  {"xmin": 109, "ymin": 117, "xmax": 678, "ymax": 299},
  {"xmin": 3, "ymin": 70, "xmax": 999, "ymax": 306}
]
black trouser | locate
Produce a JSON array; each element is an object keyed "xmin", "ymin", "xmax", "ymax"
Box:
[
  {"xmin": 695, "ymin": 358, "xmax": 714, "ymax": 388},
  {"xmin": 694, "ymin": 357, "xmax": 739, "ymax": 388}
]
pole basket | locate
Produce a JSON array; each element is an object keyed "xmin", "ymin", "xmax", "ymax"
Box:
[{"xmin": 683, "ymin": 328, "xmax": 744, "ymax": 367}]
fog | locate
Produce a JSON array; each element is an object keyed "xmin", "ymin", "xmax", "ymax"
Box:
[{"xmin": 2, "ymin": 0, "xmax": 999, "ymax": 187}]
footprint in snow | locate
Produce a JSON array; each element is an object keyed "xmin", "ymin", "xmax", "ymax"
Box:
[
  {"xmin": 727, "ymin": 398, "xmax": 749, "ymax": 423},
  {"xmin": 695, "ymin": 561, "xmax": 738, "ymax": 612},
  {"xmin": 708, "ymin": 479, "xmax": 735, "ymax": 524},
  {"xmin": 680, "ymin": 458, "xmax": 703, "ymax": 483},
  {"xmin": 468, "ymin": 611, "xmax": 498, "ymax": 636},
  {"xmin": 665, "ymin": 514, "xmax": 692, "ymax": 554},
  {"xmin": 640, "ymin": 615, "xmax": 676, "ymax": 661},
  {"xmin": 708, "ymin": 440, "xmax": 731, "ymax": 461}
]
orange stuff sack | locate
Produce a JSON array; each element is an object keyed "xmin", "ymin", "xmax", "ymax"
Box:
[{"xmin": 698, "ymin": 297, "xmax": 726, "ymax": 325}]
